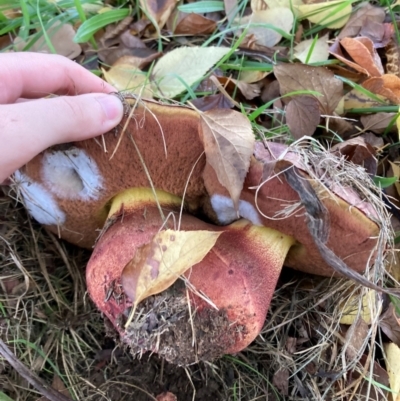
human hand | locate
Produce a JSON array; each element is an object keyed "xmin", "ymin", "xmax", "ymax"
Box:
[{"xmin": 0, "ymin": 52, "xmax": 124, "ymax": 184}]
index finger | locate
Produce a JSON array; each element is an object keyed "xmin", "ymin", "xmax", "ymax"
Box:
[{"xmin": 0, "ymin": 52, "xmax": 116, "ymax": 104}]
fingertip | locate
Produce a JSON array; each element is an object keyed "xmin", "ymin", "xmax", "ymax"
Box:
[{"xmin": 95, "ymin": 94, "xmax": 124, "ymax": 128}]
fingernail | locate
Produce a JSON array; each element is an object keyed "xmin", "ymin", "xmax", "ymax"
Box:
[{"xmin": 96, "ymin": 95, "xmax": 124, "ymax": 122}]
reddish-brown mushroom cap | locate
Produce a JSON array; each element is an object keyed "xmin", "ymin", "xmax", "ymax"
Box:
[
  {"xmin": 16, "ymin": 98, "xmax": 381, "ymax": 278},
  {"xmin": 18, "ymin": 101, "xmax": 206, "ymax": 248},
  {"xmin": 203, "ymin": 142, "xmax": 380, "ymax": 276},
  {"xmin": 87, "ymin": 188, "xmax": 294, "ymax": 364}
]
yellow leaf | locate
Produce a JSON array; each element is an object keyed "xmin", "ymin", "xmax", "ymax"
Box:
[
  {"xmin": 238, "ymin": 8, "xmax": 294, "ymax": 47},
  {"xmin": 151, "ymin": 46, "xmax": 230, "ymax": 98},
  {"xmin": 239, "ymin": 70, "xmax": 270, "ymax": 83},
  {"xmin": 122, "ymin": 230, "xmax": 221, "ymax": 307},
  {"xmin": 294, "ymin": 34, "xmax": 330, "ymax": 64},
  {"xmin": 295, "ymin": 0, "xmax": 352, "ymax": 29},
  {"xmin": 384, "ymin": 342, "xmax": 400, "ymax": 401},
  {"xmin": 339, "ymin": 290, "xmax": 375, "ymax": 325},
  {"xmin": 199, "ymin": 109, "xmax": 255, "ymax": 209},
  {"xmin": 103, "ymin": 57, "xmax": 153, "ymax": 98}
]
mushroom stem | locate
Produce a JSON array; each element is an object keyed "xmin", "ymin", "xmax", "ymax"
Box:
[{"xmin": 86, "ymin": 188, "xmax": 295, "ymax": 364}]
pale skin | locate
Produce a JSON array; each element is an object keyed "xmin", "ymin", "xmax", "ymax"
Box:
[{"xmin": 0, "ymin": 52, "xmax": 124, "ymax": 184}]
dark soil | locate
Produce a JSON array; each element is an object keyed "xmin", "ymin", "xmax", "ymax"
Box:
[{"xmin": 123, "ymin": 280, "xmax": 241, "ymax": 366}]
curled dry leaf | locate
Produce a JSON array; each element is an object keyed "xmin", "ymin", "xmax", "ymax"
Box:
[
  {"xmin": 295, "ymin": 0, "xmax": 352, "ymax": 29},
  {"xmin": 286, "ymin": 95, "xmax": 320, "ymax": 139},
  {"xmin": 151, "ymin": 46, "xmax": 230, "ymax": 98},
  {"xmin": 331, "ymin": 137, "xmax": 377, "ymax": 175},
  {"xmin": 274, "ymin": 64, "xmax": 343, "ymax": 114},
  {"xmin": 238, "ymin": 8, "xmax": 294, "ymax": 48},
  {"xmin": 363, "ymin": 74, "xmax": 400, "ymax": 104},
  {"xmin": 199, "ymin": 109, "xmax": 255, "ymax": 208},
  {"xmin": 294, "ymin": 34, "xmax": 329, "ymax": 64},
  {"xmin": 338, "ymin": 2, "xmax": 385, "ymax": 39},
  {"xmin": 174, "ymin": 13, "xmax": 217, "ymax": 35},
  {"xmin": 139, "ymin": 0, "xmax": 177, "ymax": 29},
  {"xmin": 121, "ymin": 229, "xmax": 221, "ymax": 307},
  {"xmin": 333, "ymin": 37, "xmax": 383, "ymax": 77}
]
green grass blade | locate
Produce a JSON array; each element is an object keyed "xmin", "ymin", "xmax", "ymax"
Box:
[
  {"xmin": 74, "ymin": 8, "xmax": 130, "ymax": 43},
  {"xmin": 178, "ymin": 1, "xmax": 225, "ymax": 13}
]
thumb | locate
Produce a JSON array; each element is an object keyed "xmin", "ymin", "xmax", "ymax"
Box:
[{"xmin": 0, "ymin": 93, "xmax": 124, "ymax": 183}]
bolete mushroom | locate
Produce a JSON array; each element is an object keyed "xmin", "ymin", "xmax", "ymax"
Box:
[
  {"xmin": 13, "ymin": 97, "xmax": 386, "ymax": 363},
  {"xmin": 15, "ymin": 98, "xmax": 381, "ymax": 278},
  {"xmin": 87, "ymin": 187, "xmax": 294, "ymax": 364}
]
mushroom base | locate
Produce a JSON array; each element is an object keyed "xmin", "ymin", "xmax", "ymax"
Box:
[{"xmin": 122, "ymin": 280, "xmax": 244, "ymax": 365}]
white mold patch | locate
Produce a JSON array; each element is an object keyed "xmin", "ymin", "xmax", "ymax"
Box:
[
  {"xmin": 14, "ymin": 171, "xmax": 66, "ymax": 226},
  {"xmin": 210, "ymin": 194, "xmax": 262, "ymax": 226},
  {"xmin": 41, "ymin": 148, "xmax": 103, "ymax": 200}
]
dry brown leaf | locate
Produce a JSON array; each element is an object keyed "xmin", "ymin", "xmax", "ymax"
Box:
[
  {"xmin": 36, "ymin": 375, "xmax": 71, "ymax": 401},
  {"xmin": 14, "ymin": 20, "xmax": 81, "ymax": 59},
  {"xmin": 338, "ymin": 2, "xmax": 385, "ymax": 39},
  {"xmin": 329, "ymin": 39, "xmax": 370, "ymax": 76},
  {"xmin": 344, "ymin": 317, "xmax": 369, "ymax": 360},
  {"xmin": 274, "ymin": 64, "xmax": 343, "ymax": 114},
  {"xmin": 174, "ymin": 13, "xmax": 217, "ymax": 35},
  {"xmin": 380, "ymin": 304, "xmax": 400, "ymax": 347},
  {"xmin": 217, "ymin": 76, "xmax": 261, "ymax": 100},
  {"xmin": 140, "ymin": 0, "xmax": 177, "ymax": 29},
  {"xmin": 340, "ymin": 37, "xmax": 383, "ymax": 77},
  {"xmin": 286, "ymin": 96, "xmax": 320, "ymax": 139},
  {"xmin": 360, "ymin": 20, "xmax": 393, "ymax": 48},
  {"xmin": 352, "ymin": 354, "xmax": 390, "ymax": 401},
  {"xmin": 272, "ymin": 369, "xmax": 289, "ymax": 396},
  {"xmin": 361, "ymin": 113, "xmax": 397, "ymax": 134},
  {"xmin": 191, "ymin": 93, "xmax": 235, "ymax": 111},
  {"xmin": 121, "ymin": 230, "xmax": 221, "ymax": 307},
  {"xmin": 363, "ymin": 75, "xmax": 400, "ymax": 104},
  {"xmin": 331, "ymin": 137, "xmax": 377, "ymax": 175},
  {"xmin": 199, "ymin": 109, "xmax": 255, "ymax": 208},
  {"xmin": 98, "ymin": 30, "xmax": 161, "ymax": 66}
]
